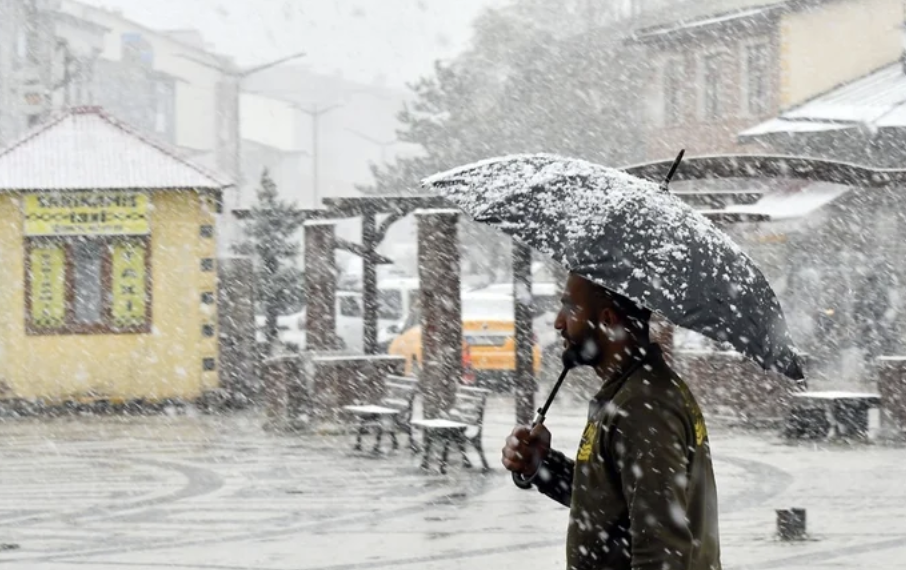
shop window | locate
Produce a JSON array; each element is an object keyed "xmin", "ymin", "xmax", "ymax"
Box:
[{"xmin": 26, "ymin": 237, "xmax": 151, "ymax": 335}]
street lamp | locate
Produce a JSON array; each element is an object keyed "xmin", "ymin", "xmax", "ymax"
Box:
[
  {"xmin": 176, "ymin": 51, "xmax": 306, "ymax": 246},
  {"xmin": 288, "ymin": 103, "xmax": 342, "ymax": 208},
  {"xmin": 345, "ymin": 128, "xmax": 400, "ymax": 164}
]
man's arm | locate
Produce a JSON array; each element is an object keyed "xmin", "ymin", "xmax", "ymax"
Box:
[
  {"xmin": 609, "ymin": 401, "xmax": 694, "ymax": 570},
  {"xmin": 513, "ymin": 449, "xmax": 574, "ymax": 507}
]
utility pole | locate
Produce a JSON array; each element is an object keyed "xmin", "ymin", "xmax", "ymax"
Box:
[
  {"xmin": 345, "ymin": 128, "xmax": 399, "ymax": 164},
  {"xmin": 290, "ymin": 103, "xmax": 342, "ymax": 208},
  {"xmin": 177, "ymin": 51, "xmax": 306, "ymax": 248}
]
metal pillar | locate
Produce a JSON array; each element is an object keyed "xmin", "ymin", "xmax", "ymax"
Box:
[
  {"xmin": 361, "ymin": 213, "xmax": 379, "ymax": 355},
  {"xmin": 416, "ymin": 210, "xmax": 462, "ymax": 418},
  {"xmin": 513, "ymin": 241, "xmax": 536, "ymax": 425},
  {"xmin": 304, "ymin": 221, "xmax": 341, "ymax": 351}
]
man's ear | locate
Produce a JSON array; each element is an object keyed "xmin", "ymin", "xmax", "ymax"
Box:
[{"xmin": 599, "ymin": 307, "xmax": 619, "ymax": 330}]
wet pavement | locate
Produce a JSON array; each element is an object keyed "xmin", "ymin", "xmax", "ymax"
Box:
[{"xmin": 0, "ymin": 397, "xmax": 904, "ymax": 569}]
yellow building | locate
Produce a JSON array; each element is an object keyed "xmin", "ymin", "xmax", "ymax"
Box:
[{"xmin": 0, "ymin": 107, "xmax": 230, "ymax": 407}]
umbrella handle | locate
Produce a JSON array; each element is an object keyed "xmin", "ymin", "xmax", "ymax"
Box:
[
  {"xmin": 509, "ymin": 355, "xmax": 576, "ymax": 488},
  {"xmin": 511, "ymin": 408, "xmax": 546, "ymax": 488}
]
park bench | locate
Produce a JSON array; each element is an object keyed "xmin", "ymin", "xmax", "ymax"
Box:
[
  {"xmin": 341, "ymin": 375, "xmax": 419, "ymax": 453},
  {"xmin": 783, "ymin": 390, "xmax": 881, "ymax": 440},
  {"xmin": 411, "ymin": 386, "xmax": 491, "ymax": 474}
]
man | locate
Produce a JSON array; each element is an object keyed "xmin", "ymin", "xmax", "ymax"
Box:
[{"xmin": 502, "ymin": 273, "xmax": 721, "ymax": 570}]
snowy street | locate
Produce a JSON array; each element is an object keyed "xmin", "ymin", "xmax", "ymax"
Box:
[{"xmin": 1, "ymin": 399, "xmax": 904, "ymax": 570}]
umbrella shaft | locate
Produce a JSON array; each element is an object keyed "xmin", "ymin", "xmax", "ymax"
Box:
[{"xmin": 533, "ymin": 366, "xmax": 571, "ymax": 427}]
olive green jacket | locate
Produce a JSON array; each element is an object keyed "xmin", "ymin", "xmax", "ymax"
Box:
[{"xmin": 517, "ymin": 344, "xmax": 721, "ymax": 570}]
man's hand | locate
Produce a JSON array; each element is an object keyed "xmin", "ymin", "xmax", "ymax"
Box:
[{"xmin": 501, "ymin": 424, "xmax": 551, "ymax": 478}]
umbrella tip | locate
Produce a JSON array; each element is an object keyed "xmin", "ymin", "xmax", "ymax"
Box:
[{"xmin": 660, "ymin": 148, "xmax": 685, "ymax": 192}]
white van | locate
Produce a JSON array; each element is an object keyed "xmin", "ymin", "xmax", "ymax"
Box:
[{"xmin": 257, "ymin": 277, "xmax": 420, "ymax": 352}]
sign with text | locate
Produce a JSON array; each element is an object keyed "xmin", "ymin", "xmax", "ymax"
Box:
[
  {"xmin": 111, "ymin": 242, "xmax": 148, "ymax": 327},
  {"xmin": 29, "ymin": 245, "xmax": 66, "ymax": 328},
  {"xmin": 24, "ymin": 191, "xmax": 150, "ymax": 236}
]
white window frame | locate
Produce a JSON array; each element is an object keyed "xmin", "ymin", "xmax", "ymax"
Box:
[
  {"xmin": 698, "ymin": 51, "xmax": 724, "ymax": 122},
  {"xmin": 740, "ymin": 40, "xmax": 771, "ymax": 117},
  {"xmin": 661, "ymin": 56, "xmax": 684, "ymax": 126}
]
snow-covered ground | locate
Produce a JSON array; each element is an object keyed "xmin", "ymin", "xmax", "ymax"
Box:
[{"xmin": 0, "ymin": 396, "xmax": 904, "ymax": 569}]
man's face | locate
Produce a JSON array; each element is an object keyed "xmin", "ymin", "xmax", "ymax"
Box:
[{"xmin": 554, "ymin": 275, "xmax": 607, "ymax": 367}]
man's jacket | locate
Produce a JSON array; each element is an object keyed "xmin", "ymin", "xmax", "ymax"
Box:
[{"xmin": 517, "ymin": 344, "xmax": 721, "ymax": 570}]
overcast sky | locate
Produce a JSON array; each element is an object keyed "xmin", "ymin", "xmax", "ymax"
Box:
[{"xmin": 84, "ymin": 0, "xmax": 511, "ymax": 87}]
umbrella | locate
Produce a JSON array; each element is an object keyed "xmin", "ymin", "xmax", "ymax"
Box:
[{"xmin": 424, "ymin": 153, "xmax": 805, "ymax": 394}]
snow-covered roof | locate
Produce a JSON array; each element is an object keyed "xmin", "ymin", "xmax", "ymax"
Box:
[
  {"xmin": 631, "ymin": 0, "xmax": 786, "ymax": 39},
  {"xmin": 0, "ymin": 106, "xmax": 231, "ymax": 191},
  {"xmin": 695, "ymin": 182, "xmax": 849, "ymax": 221},
  {"xmin": 739, "ymin": 118, "xmax": 850, "ymax": 138},
  {"xmin": 739, "ymin": 63, "xmax": 906, "ymax": 140}
]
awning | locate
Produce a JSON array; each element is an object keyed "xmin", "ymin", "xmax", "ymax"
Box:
[
  {"xmin": 739, "ymin": 118, "xmax": 850, "ymax": 140},
  {"xmin": 694, "ymin": 182, "xmax": 850, "ymax": 221},
  {"xmin": 738, "ymin": 63, "xmax": 906, "ymax": 142}
]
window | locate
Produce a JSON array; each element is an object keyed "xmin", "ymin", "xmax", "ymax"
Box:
[
  {"xmin": 338, "ymin": 295, "xmax": 363, "ymax": 318},
  {"xmin": 702, "ymin": 54, "xmax": 722, "ymax": 120},
  {"xmin": 73, "ymin": 241, "xmax": 103, "ymax": 324},
  {"xmin": 377, "ymin": 289, "xmax": 403, "ymax": 320},
  {"xmin": 663, "ymin": 60, "xmax": 683, "ymax": 124},
  {"xmin": 26, "ymin": 238, "xmax": 151, "ymax": 335},
  {"xmin": 402, "ymin": 297, "xmax": 421, "ymax": 331},
  {"xmin": 744, "ymin": 43, "xmax": 770, "ymax": 116}
]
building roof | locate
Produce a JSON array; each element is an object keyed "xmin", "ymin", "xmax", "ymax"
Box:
[
  {"xmin": 739, "ymin": 63, "xmax": 906, "ymax": 140},
  {"xmin": 630, "ymin": 0, "xmax": 786, "ymax": 39},
  {"xmin": 0, "ymin": 107, "xmax": 232, "ymax": 191}
]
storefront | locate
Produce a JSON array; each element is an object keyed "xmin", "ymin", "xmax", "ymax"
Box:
[{"xmin": 0, "ymin": 107, "xmax": 229, "ymax": 406}]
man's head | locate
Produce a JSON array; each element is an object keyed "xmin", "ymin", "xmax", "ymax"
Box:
[{"xmin": 554, "ymin": 273, "xmax": 651, "ymax": 369}]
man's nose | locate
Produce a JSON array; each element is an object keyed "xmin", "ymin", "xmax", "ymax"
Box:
[{"xmin": 554, "ymin": 310, "xmax": 566, "ymax": 331}]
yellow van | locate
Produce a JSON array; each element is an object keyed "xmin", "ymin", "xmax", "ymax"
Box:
[{"xmin": 388, "ymin": 292, "xmax": 542, "ymax": 390}]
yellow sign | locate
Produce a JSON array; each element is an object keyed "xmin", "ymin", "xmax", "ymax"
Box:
[
  {"xmin": 111, "ymin": 242, "xmax": 147, "ymax": 327},
  {"xmin": 30, "ymin": 245, "xmax": 66, "ymax": 328},
  {"xmin": 24, "ymin": 191, "xmax": 149, "ymax": 236}
]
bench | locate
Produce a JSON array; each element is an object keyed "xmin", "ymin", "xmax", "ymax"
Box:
[
  {"xmin": 411, "ymin": 386, "xmax": 491, "ymax": 474},
  {"xmin": 341, "ymin": 375, "xmax": 419, "ymax": 453},
  {"xmin": 784, "ymin": 391, "xmax": 881, "ymax": 440}
]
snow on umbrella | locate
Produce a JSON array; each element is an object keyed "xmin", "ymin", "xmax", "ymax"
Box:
[{"xmin": 423, "ymin": 153, "xmax": 805, "ymax": 383}]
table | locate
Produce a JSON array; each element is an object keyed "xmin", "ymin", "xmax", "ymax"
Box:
[
  {"xmin": 410, "ymin": 418, "xmax": 470, "ymax": 473},
  {"xmin": 341, "ymin": 405, "xmax": 402, "ymax": 453},
  {"xmin": 787, "ymin": 391, "xmax": 881, "ymax": 440}
]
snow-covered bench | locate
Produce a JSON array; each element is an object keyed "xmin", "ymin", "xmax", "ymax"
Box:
[
  {"xmin": 411, "ymin": 386, "xmax": 491, "ymax": 474},
  {"xmin": 342, "ymin": 375, "xmax": 419, "ymax": 453}
]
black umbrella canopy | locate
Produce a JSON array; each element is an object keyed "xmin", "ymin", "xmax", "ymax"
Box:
[{"xmin": 425, "ymin": 153, "xmax": 804, "ymax": 381}]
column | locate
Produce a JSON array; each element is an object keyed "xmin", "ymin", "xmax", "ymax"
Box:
[
  {"xmin": 304, "ymin": 221, "xmax": 341, "ymax": 351},
  {"xmin": 416, "ymin": 209, "xmax": 462, "ymax": 418},
  {"xmin": 362, "ymin": 212, "xmax": 378, "ymax": 355},
  {"xmin": 217, "ymin": 257, "xmax": 257, "ymax": 404}
]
